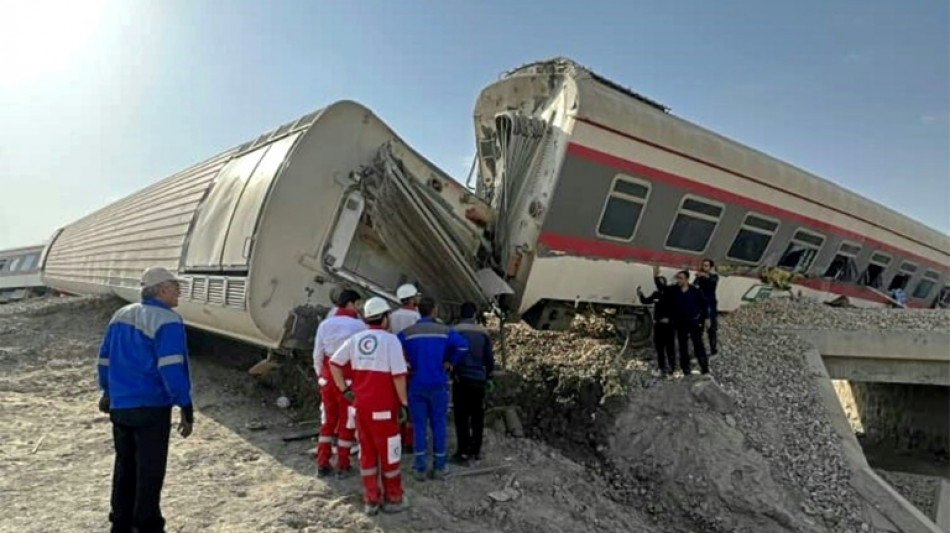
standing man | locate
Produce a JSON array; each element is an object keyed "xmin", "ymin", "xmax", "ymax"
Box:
[
  {"xmin": 388, "ymin": 283, "xmax": 421, "ymax": 448},
  {"xmin": 637, "ymin": 265, "xmax": 676, "ymax": 376},
  {"xmin": 388, "ymin": 283, "xmax": 421, "ymax": 335},
  {"xmin": 329, "ymin": 297, "xmax": 410, "ymax": 516},
  {"xmin": 450, "ymin": 302, "xmax": 495, "ymax": 465},
  {"xmin": 97, "ymin": 267, "xmax": 194, "ymax": 533},
  {"xmin": 672, "ymin": 270, "xmax": 711, "ymax": 376},
  {"xmin": 693, "ymin": 259, "xmax": 720, "ymax": 356},
  {"xmin": 398, "ymin": 297, "xmax": 469, "ymax": 481},
  {"xmin": 312, "ymin": 289, "xmax": 367, "ymax": 478}
]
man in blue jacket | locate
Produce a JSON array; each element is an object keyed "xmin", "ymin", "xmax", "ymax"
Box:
[
  {"xmin": 397, "ymin": 297, "xmax": 468, "ymax": 481},
  {"xmin": 97, "ymin": 267, "xmax": 194, "ymax": 533},
  {"xmin": 450, "ymin": 302, "xmax": 495, "ymax": 465}
]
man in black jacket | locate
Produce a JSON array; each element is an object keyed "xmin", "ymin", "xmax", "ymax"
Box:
[
  {"xmin": 637, "ymin": 265, "xmax": 676, "ymax": 376},
  {"xmin": 672, "ymin": 270, "xmax": 710, "ymax": 376},
  {"xmin": 450, "ymin": 302, "xmax": 495, "ymax": 465},
  {"xmin": 693, "ymin": 259, "xmax": 720, "ymax": 356}
]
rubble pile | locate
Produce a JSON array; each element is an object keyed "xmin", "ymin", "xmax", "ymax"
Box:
[
  {"xmin": 486, "ymin": 316, "xmax": 649, "ymax": 460},
  {"xmin": 734, "ymin": 297, "xmax": 950, "ymax": 331}
]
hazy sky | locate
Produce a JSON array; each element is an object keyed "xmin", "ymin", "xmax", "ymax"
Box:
[{"xmin": 1, "ymin": 0, "xmax": 947, "ymax": 250}]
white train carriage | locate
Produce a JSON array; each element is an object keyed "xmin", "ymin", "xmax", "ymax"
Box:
[
  {"xmin": 0, "ymin": 245, "xmax": 46, "ymax": 303},
  {"xmin": 41, "ymin": 101, "xmax": 502, "ymax": 351},
  {"xmin": 471, "ymin": 58, "xmax": 950, "ymax": 333}
]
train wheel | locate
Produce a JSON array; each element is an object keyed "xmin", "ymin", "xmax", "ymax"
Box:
[{"xmin": 610, "ymin": 309, "xmax": 653, "ymax": 353}]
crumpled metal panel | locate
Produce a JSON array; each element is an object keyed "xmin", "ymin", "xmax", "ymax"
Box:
[{"xmin": 358, "ymin": 144, "xmax": 489, "ymax": 308}]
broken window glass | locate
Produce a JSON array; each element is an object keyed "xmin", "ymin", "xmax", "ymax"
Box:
[
  {"xmin": 861, "ymin": 263, "xmax": 886, "ymax": 288},
  {"xmin": 824, "ymin": 254, "xmax": 859, "ymax": 282},
  {"xmin": 777, "ymin": 230, "xmax": 824, "ymax": 273},
  {"xmin": 888, "ymin": 273, "xmax": 911, "ymax": 291}
]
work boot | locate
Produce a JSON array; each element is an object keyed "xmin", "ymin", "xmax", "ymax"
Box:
[
  {"xmin": 429, "ymin": 468, "xmax": 447, "ymax": 481},
  {"xmin": 363, "ymin": 503, "xmax": 380, "ymax": 516},
  {"xmin": 316, "ymin": 466, "xmax": 333, "ymax": 478},
  {"xmin": 336, "ymin": 466, "xmax": 354, "ymax": 479},
  {"xmin": 412, "ymin": 470, "xmax": 427, "ymax": 482},
  {"xmin": 449, "ymin": 453, "xmax": 469, "ymax": 466},
  {"xmin": 382, "ymin": 498, "xmax": 411, "ymax": 514}
]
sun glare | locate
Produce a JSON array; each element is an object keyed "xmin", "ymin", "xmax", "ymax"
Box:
[{"xmin": 0, "ymin": 0, "xmax": 107, "ymax": 86}]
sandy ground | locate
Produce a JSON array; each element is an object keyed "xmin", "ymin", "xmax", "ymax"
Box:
[
  {"xmin": 0, "ymin": 297, "xmax": 654, "ymax": 533},
  {"xmin": 2, "ymin": 294, "xmax": 945, "ymax": 533}
]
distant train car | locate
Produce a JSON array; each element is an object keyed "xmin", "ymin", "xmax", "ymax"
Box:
[
  {"xmin": 42, "ymin": 101, "xmax": 503, "ymax": 351},
  {"xmin": 471, "ymin": 58, "xmax": 950, "ymax": 334},
  {"xmin": 0, "ymin": 245, "xmax": 47, "ymax": 303}
]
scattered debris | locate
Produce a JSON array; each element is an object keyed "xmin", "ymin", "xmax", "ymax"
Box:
[{"xmin": 30, "ymin": 434, "xmax": 47, "ymax": 455}]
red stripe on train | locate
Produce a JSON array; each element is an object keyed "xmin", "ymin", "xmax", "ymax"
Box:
[
  {"xmin": 572, "ymin": 117, "xmax": 946, "ymax": 261},
  {"xmin": 565, "ymin": 141, "xmax": 946, "ymax": 273},
  {"xmin": 536, "ymin": 231, "xmax": 923, "ymax": 308}
]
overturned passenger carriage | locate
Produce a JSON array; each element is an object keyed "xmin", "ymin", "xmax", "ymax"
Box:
[
  {"xmin": 41, "ymin": 101, "xmax": 503, "ymax": 351},
  {"xmin": 471, "ymin": 57, "xmax": 950, "ymax": 335}
]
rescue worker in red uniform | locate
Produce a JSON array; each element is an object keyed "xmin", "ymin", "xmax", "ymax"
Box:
[
  {"xmin": 312, "ymin": 290, "xmax": 367, "ymax": 478},
  {"xmin": 330, "ymin": 296, "xmax": 410, "ymax": 516}
]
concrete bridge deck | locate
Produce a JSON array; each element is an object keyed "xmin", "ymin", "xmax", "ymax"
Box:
[{"xmin": 786, "ymin": 330, "xmax": 950, "ymax": 386}]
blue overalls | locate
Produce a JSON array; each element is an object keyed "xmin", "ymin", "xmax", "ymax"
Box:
[{"xmin": 398, "ymin": 318, "xmax": 468, "ymax": 474}]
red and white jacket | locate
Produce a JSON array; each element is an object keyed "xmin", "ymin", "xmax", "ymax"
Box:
[
  {"xmin": 313, "ymin": 308, "xmax": 367, "ymax": 385},
  {"xmin": 330, "ymin": 326, "xmax": 407, "ymax": 415}
]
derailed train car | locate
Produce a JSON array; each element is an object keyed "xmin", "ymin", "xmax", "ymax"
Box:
[
  {"xmin": 472, "ymin": 58, "xmax": 950, "ymax": 334},
  {"xmin": 0, "ymin": 245, "xmax": 47, "ymax": 303},
  {"xmin": 41, "ymin": 57, "xmax": 950, "ymax": 352},
  {"xmin": 41, "ymin": 101, "xmax": 505, "ymax": 351}
]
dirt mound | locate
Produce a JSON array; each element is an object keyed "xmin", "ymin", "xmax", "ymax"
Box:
[
  {"xmin": 605, "ymin": 377, "xmax": 822, "ymax": 533},
  {"xmin": 486, "ymin": 317, "xmax": 648, "ymax": 461}
]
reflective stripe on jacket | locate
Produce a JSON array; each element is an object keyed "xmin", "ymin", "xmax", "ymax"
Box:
[{"xmin": 98, "ymin": 298, "xmax": 192, "ymax": 410}]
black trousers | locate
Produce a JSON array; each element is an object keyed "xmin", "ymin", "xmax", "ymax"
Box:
[
  {"xmin": 109, "ymin": 407, "xmax": 172, "ymax": 533},
  {"xmin": 653, "ymin": 321, "xmax": 676, "ymax": 373},
  {"xmin": 676, "ymin": 323, "xmax": 709, "ymax": 375},
  {"xmin": 706, "ymin": 307, "xmax": 719, "ymax": 355},
  {"xmin": 452, "ymin": 378, "xmax": 486, "ymax": 458}
]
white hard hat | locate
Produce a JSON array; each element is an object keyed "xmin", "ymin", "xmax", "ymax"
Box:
[
  {"xmin": 141, "ymin": 267, "xmax": 180, "ymax": 289},
  {"xmin": 363, "ymin": 297, "xmax": 391, "ymax": 320},
  {"xmin": 395, "ymin": 283, "xmax": 420, "ymax": 301}
]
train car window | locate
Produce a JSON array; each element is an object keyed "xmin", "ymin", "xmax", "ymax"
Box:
[
  {"xmin": 777, "ymin": 229, "xmax": 824, "ymax": 273},
  {"xmin": 860, "ymin": 252, "xmax": 891, "ymax": 288},
  {"xmin": 937, "ymin": 286, "xmax": 950, "ymax": 309},
  {"xmin": 912, "ymin": 270, "xmax": 940, "ymax": 299},
  {"xmin": 0, "ymin": 259, "xmax": 6, "ymax": 271},
  {"xmin": 888, "ymin": 262, "xmax": 917, "ymax": 291},
  {"xmin": 823, "ymin": 241, "xmax": 861, "ymax": 282},
  {"xmin": 726, "ymin": 213, "xmax": 779, "ymax": 264},
  {"xmin": 664, "ymin": 195, "xmax": 724, "ymax": 253},
  {"xmin": 8, "ymin": 257, "xmax": 21, "ymax": 272},
  {"xmin": 19, "ymin": 254, "xmax": 37, "ymax": 271},
  {"xmin": 595, "ymin": 175, "xmax": 651, "ymax": 241}
]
